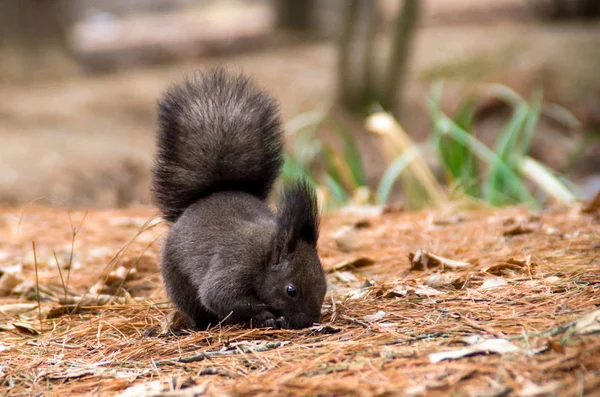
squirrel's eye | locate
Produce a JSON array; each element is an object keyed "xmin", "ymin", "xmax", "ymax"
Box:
[{"xmin": 286, "ymin": 285, "xmax": 297, "ymax": 298}]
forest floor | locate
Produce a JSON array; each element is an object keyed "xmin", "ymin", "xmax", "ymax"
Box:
[{"xmin": 0, "ymin": 199, "xmax": 599, "ymax": 396}]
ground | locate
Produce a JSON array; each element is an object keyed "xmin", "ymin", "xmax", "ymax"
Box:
[
  {"xmin": 0, "ymin": 201, "xmax": 599, "ymax": 396},
  {"xmin": 1, "ymin": 2, "xmax": 600, "ymax": 207}
]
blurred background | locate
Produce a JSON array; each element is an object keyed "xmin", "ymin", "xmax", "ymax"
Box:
[{"xmin": 0, "ymin": 0, "xmax": 599, "ymax": 211}]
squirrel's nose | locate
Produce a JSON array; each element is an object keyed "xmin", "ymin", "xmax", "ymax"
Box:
[{"xmin": 290, "ymin": 314, "xmax": 316, "ymax": 329}]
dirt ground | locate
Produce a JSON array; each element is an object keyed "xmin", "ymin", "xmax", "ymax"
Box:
[
  {"xmin": 0, "ymin": 200, "xmax": 598, "ymax": 396},
  {"xmin": 1, "ymin": 2, "xmax": 600, "ymax": 208}
]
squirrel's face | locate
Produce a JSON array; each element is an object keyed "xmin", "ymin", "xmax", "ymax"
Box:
[{"xmin": 260, "ymin": 241, "xmax": 327, "ymax": 329}]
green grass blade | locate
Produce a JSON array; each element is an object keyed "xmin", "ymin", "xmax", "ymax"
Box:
[
  {"xmin": 486, "ymin": 91, "xmax": 530, "ymax": 205},
  {"xmin": 431, "ymin": 113, "xmax": 537, "ymax": 207},
  {"xmin": 428, "ymin": 84, "xmax": 480, "ymax": 197},
  {"xmin": 517, "ymin": 89, "xmax": 543, "ymax": 159},
  {"xmin": 323, "ymin": 173, "xmax": 349, "ymax": 205},
  {"xmin": 376, "ymin": 146, "xmax": 420, "ymax": 204}
]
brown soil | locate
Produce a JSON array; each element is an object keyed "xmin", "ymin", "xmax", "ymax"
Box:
[{"xmin": 0, "ymin": 202, "xmax": 598, "ymax": 396}]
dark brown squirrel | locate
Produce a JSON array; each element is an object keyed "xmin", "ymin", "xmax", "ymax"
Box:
[{"xmin": 151, "ymin": 68, "xmax": 327, "ymax": 330}]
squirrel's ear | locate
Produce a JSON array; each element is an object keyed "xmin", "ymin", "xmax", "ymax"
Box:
[{"xmin": 276, "ymin": 180, "xmax": 320, "ymax": 252}]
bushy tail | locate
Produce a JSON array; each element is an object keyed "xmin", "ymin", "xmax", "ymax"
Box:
[{"xmin": 152, "ymin": 68, "xmax": 284, "ymax": 222}]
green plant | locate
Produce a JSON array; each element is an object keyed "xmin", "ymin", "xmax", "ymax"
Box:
[
  {"xmin": 281, "ymin": 108, "xmax": 370, "ymax": 211},
  {"xmin": 428, "ymin": 82, "xmax": 577, "ymax": 207},
  {"xmin": 283, "ymin": 83, "xmax": 579, "ymax": 212}
]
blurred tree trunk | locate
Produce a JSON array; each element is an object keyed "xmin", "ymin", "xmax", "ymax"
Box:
[
  {"xmin": 538, "ymin": 0, "xmax": 600, "ymax": 19},
  {"xmin": 0, "ymin": 0, "xmax": 77, "ymax": 81},
  {"xmin": 381, "ymin": 0, "xmax": 421, "ymax": 118},
  {"xmin": 275, "ymin": 0, "xmax": 316, "ymax": 31},
  {"xmin": 574, "ymin": 0, "xmax": 600, "ymax": 17},
  {"xmin": 336, "ymin": 0, "xmax": 421, "ymax": 119},
  {"xmin": 337, "ymin": 0, "xmax": 379, "ymax": 114}
]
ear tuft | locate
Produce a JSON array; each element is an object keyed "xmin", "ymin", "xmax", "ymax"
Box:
[{"xmin": 277, "ymin": 180, "xmax": 320, "ymax": 251}]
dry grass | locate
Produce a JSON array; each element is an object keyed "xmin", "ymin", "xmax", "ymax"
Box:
[{"xmin": 0, "ymin": 202, "xmax": 599, "ymax": 396}]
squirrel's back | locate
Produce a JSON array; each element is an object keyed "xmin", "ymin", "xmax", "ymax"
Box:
[{"xmin": 152, "ymin": 68, "xmax": 284, "ymax": 222}]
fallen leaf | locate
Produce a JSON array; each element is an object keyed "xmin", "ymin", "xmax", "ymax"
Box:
[
  {"xmin": 0, "ymin": 303, "xmax": 38, "ymax": 316},
  {"xmin": 485, "ymin": 256, "xmax": 537, "ymax": 277},
  {"xmin": 387, "ymin": 287, "xmax": 408, "ymax": 297},
  {"xmin": 12, "ymin": 321, "xmax": 41, "ymax": 335},
  {"xmin": 409, "ymin": 249, "xmax": 472, "ymax": 271},
  {"xmin": 90, "ymin": 265, "xmax": 138, "ymax": 295},
  {"xmin": 346, "ymin": 288, "xmax": 370, "ymax": 301},
  {"xmin": 479, "ymin": 277, "xmax": 508, "ymax": 290},
  {"xmin": 547, "ymin": 340, "xmax": 566, "ymax": 354},
  {"xmin": 308, "ymin": 325, "xmax": 341, "ymax": 335},
  {"xmin": 387, "ymin": 285, "xmax": 446, "ymax": 297},
  {"xmin": 116, "ymin": 380, "xmax": 164, "ymax": 397},
  {"xmin": 333, "ymin": 271, "xmax": 359, "ymax": 284},
  {"xmin": 364, "ymin": 310, "xmax": 386, "ymax": 322},
  {"xmin": 361, "ymin": 279, "xmax": 375, "ymax": 288},
  {"xmin": 425, "ymin": 274, "xmax": 465, "ymax": 289},
  {"xmin": 0, "ymin": 271, "xmax": 24, "ymax": 297},
  {"xmin": 327, "ymin": 257, "xmax": 375, "ymax": 273},
  {"xmin": 429, "ymin": 338, "xmax": 519, "ymax": 363},
  {"xmin": 0, "ymin": 323, "xmax": 15, "ymax": 332},
  {"xmin": 413, "ymin": 285, "xmax": 446, "ymax": 296},
  {"xmin": 1, "ymin": 273, "xmax": 60, "ymax": 301},
  {"xmin": 544, "ymin": 276, "xmax": 560, "ymax": 284},
  {"xmin": 46, "ymin": 305, "xmax": 97, "ymax": 319}
]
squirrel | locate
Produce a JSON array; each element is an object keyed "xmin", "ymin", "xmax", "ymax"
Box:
[{"xmin": 151, "ymin": 68, "xmax": 327, "ymax": 330}]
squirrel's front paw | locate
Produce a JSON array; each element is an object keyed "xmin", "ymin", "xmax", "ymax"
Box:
[{"xmin": 252, "ymin": 312, "xmax": 288, "ymax": 329}]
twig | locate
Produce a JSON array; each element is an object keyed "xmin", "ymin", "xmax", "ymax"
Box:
[
  {"xmin": 154, "ymin": 341, "xmax": 285, "ymax": 366},
  {"xmin": 66, "ymin": 210, "xmax": 88, "ymax": 303},
  {"xmin": 506, "ymin": 323, "xmax": 574, "ymax": 341},
  {"xmin": 456, "ymin": 313, "xmax": 506, "ymax": 338},
  {"xmin": 52, "ymin": 250, "xmax": 68, "ymax": 302},
  {"xmin": 32, "ymin": 241, "xmax": 42, "ymax": 330},
  {"xmin": 340, "ymin": 315, "xmax": 372, "ymax": 328}
]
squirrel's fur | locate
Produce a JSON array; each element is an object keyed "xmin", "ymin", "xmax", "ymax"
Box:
[{"xmin": 152, "ymin": 68, "xmax": 326, "ymax": 330}]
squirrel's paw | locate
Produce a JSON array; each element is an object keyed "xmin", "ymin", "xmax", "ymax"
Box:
[{"xmin": 252, "ymin": 312, "xmax": 289, "ymax": 329}]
